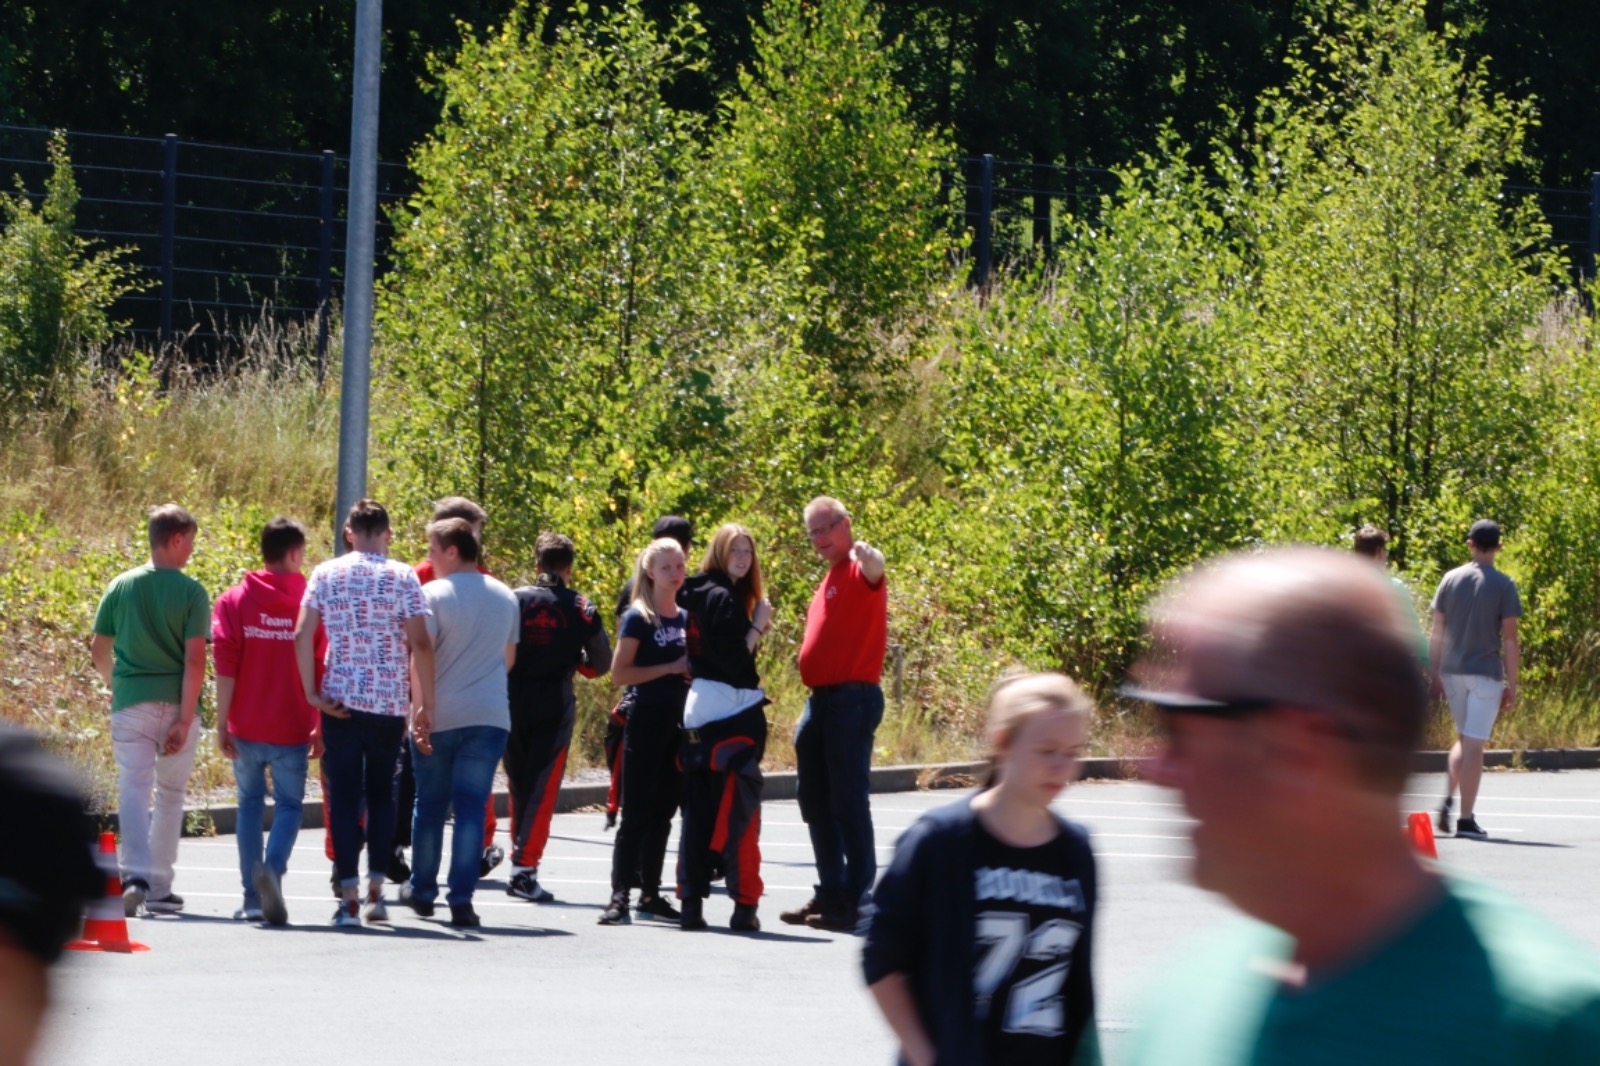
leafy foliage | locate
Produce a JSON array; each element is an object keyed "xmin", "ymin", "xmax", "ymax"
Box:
[{"xmin": 0, "ymin": 133, "xmax": 141, "ymax": 416}]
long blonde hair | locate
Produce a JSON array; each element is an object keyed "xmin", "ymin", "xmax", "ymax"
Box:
[
  {"xmin": 982, "ymin": 671, "xmax": 1094, "ymax": 788},
  {"xmin": 700, "ymin": 523, "xmax": 765, "ymax": 619},
  {"xmin": 630, "ymin": 537, "xmax": 686, "ymax": 626}
]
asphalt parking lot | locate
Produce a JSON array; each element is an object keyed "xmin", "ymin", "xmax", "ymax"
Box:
[{"xmin": 38, "ymin": 768, "xmax": 1600, "ymax": 1065}]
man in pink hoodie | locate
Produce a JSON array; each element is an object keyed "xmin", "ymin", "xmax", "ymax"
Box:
[{"xmin": 213, "ymin": 517, "xmax": 326, "ymax": 925}]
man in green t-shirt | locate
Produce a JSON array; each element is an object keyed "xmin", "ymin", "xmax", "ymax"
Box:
[
  {"xmin": 90, "ymin": 504, "xmax": 211, "ymax": 917},
  {"xmin": 1122, "ymin": 548, "xmax": 1600, "ymax": 1065}
]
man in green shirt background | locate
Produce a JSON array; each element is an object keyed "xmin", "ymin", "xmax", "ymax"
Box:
[
  {"xmin": 90, "ymin": 504, "xmax": 211, "ymax": 917},
  {"xmin": 1123, "ymin": 547, "xmax": 1600, "ymax": 1065}
]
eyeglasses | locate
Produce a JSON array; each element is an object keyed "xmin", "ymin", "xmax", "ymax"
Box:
[{"xmin": 806, "ymin": 516, "xmax": 845, "ymax": 540}]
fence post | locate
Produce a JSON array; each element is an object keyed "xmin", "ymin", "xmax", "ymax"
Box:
[
  {"xmin": 317, "ymin": 150, "xmax": 335, "ymax": 381},
  {"xmin": 974, "ymin": 154, "xmax": 994, "ymax": 290},
  {"xmin": 159, "ymin": 134, "xmax": 178, "ymax": 354},
  {"xmin": 1588, "ymin": 172, "xmax": 1599, "ymax": 285}
]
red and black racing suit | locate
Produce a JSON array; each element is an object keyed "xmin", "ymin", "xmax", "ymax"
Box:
[
  {"xmin": 507, "ymin": 574, "xmax": 612, "ymax": 870},
  {"xmin": 676, "ymin": 571, "xmax": 767, "ymax": 908}
]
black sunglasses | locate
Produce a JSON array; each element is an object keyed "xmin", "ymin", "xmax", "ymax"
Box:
[{"xmin": 1118, "ymin": 685, "xmax": 1277, "ymax": 718}]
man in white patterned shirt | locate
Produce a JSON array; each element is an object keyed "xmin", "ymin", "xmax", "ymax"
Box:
[{"xmin": 295, "ymin": 499, "xmax": 435, "ymax": 927}]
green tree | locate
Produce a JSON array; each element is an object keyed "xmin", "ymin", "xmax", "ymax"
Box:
[
  {"xmin": 377, "ymin": 1, "xmax": 789, "ymax": 566},
  {"xmin": 1240, "ymin": 0, "xmax": 1567, "ymax": 569},
  {"xmin": 0, "ymin": 133, "xmax": 140, "ymax": 416},
  {"xmin": 937, "ymin": 146, "xmax": 1255, "ymax": 680},
  {"xmin": 720, "ymin": 0, "xmax": 952, "ymax": 380}
]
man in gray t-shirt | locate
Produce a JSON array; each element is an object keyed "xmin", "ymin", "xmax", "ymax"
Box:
[
  {"xmin": 1429, "ymin": 519, "xmax": 1522, "ymax": 842},
  {"xmin": 401, "ymin": 518, "xmax": 519, "ymax": 928}
]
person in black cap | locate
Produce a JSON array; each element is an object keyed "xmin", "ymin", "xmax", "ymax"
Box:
[
  {"xmin": 0, "ymin": 726, "xmax": 101, "ymax": 1066},
  {"xmin": 1124, "ymin": 548, "xmax": 1600, "ymax": 1065},
  {"xmin": 1429, "ymin": 518, "xmax": 1521, "ymax": 839}
]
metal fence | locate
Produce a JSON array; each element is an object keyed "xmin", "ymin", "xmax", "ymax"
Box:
[
  {"xmin": 0, "ymin": 123, "xmax": 410, "ymax": 365},
  {"xmin": 0, "ymin": 127, "xmax": 1594, "ymax": 357},
  {"xmin": 952, "ymin": 154, "xmax": 1600, "ymax": 289}
]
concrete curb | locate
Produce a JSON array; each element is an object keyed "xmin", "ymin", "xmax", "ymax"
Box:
[{"xmin": 133, "ymin": 748, "xmax": 1600, "ymax": 837}]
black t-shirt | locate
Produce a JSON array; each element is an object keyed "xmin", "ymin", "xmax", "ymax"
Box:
[
  {"xmin": 972, "ymin": 819, "xmax": 1096, "ymax": 1066},
  {"xmin": 619, "ymin": 605, "xmax": 688, "ymax": 707}
]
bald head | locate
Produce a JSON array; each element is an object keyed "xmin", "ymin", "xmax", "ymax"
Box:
[{"xmin": 1141, "ymin": 548, "xmax": 1427, "ymax": 790}]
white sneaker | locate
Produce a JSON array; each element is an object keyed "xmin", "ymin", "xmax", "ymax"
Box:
[
  {"xmin": 333, "ymin": 900, "xmax": 361, "ymax": 928},
  {"xmin": 233, "ymin": 906, "xmax": 265, "ymax": 921}
]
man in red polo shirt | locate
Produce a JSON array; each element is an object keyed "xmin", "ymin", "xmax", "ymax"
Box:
[{"xmin": 781, "ymin": 496, "xmax": 888, "ymax": 932}]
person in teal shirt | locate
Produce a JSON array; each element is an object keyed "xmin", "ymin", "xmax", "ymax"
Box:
[
  {"xmin": 90, "ymin": 504, "xmax": 211, "ymax": 918},
  {"xmin": 1122, "ymin": 547, "xmax": 1600, "ymax": 1065}
]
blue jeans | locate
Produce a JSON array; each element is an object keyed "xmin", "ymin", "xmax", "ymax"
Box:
[
  {"xmin": 410, "ymin": 726, "xmax": 508, "ymax": 907},
  {"xmin": 233, "ymin": 738, "xmax": 308, "ymax": 908},
  {"xmin": 794, "ymin": 683, "xmax": 884, "ymax": 906}
]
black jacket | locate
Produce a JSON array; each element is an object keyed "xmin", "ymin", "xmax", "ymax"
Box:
[
  {"xmin": 681, "ymin": 571, "xmax": 760, "ymax": 691},
  {"xmin": 861, "ymin": 795, "xmax": 1100, "ymax": 1065}
]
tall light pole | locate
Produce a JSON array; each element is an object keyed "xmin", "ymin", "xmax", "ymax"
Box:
[{"xmin": 334, "ymin": 0, "xmax": 382, "ymax": 552}]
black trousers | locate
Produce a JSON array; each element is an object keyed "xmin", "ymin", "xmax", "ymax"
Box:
[{"xmin": 609, "ymin": 699, "xmax": 682, "ymax": 896}]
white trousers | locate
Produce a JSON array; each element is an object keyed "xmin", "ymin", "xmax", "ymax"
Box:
[{"xmin": 111, "ymin": 702, "xmax": 199, "ymax": 897}]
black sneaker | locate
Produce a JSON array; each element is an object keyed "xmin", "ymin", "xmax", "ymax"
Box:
[
  {"xmin": 680, "ymin": 897, "xmax": 707, "ymax": 931},
  {"xmin": 779, "ymin": 897, "xmax": 822, "ymax": 926},
  {"xmin": 730, "ymin": 903, "xmax": 760, "ymax": 933},
  {"xmin": 604, "ymin": 810, "xmax": 618, "ymax": 831},
  {"xmin": 398, "ymin": 882, "xmax": 435, "ymax": 917},
  {"xmin": 386, "ymin": 845, "xmax": 411, "ymax": 884},
  {"xmin": 1455, "ymin": 816, "xmax": 1488, "ymax": 840},
  {"xmin": 449, "ymin": 903, "xmax": 481, "ymax": 929},
  {"xmin": 636, "ymin": 895, "xmax": 682, "ymax": 923},
  {"xmin": 598, "ymin": 890, "xmax": 631, "ymax": 925},
  {"xmin": 145, "ymin": 893, "xmax": 185, "ymax": 914},
  {"xmin": 1437, "ymin": 798, "xmax": 1454, "ymax": 835},
  {"xmin": 122, "ymin": 878, "xmax": 150, "ymax": 918},
  {"xmin": 480, "ymin": 845, "xmax": 505, "ymax": 878},
  {"xmin": 507, "ymin": 870, "xmax": 554, "ymax": 903}
]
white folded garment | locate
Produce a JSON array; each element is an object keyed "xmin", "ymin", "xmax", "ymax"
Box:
[{"xmin": 683, "ymin": 677, "xmax": 766, "ymax": 729}]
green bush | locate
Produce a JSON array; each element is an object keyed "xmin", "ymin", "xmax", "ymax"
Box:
[{"xmin": 0, "ymin": 133, "xmax": 142, "ymax": 418}]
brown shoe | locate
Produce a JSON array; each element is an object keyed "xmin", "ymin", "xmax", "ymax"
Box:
[
  {"xmin": 779, "ymin": 897, "xmax": 822, "ymax": 926},
  {"xmin": 805, "ymin": 905, "xmax": 860, "ymax": 932}
]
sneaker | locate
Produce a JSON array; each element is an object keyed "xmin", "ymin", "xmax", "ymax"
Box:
[
  {"xmin": 386, "ymin": 845, "xmax": 411, "ymax": 884},
  {"xmin": 730, "ymin": 903, "xmax": 761, "ymax": 933},
  {"xmin": 398, "ymin": 882, "xmax": 435, "ymax": 917},
  {"xmin": 364, "ymin": 894, "xmax": 389, "ymax": 923},
  {"xmin": 233, "ymin": 906, "xmax": 265, "ymax": 922},
  {"xmin": 507, "ymin": 870, "xmax": 555, "ymax": 903},
  {"xmin": 253, "ymin": 864, "xmax": 289, "ymax": 927},
  {"xmin": 1455, "ymin": 816, "xmax": 1488, "ymax": 840},
  {"xmin": 333, "ymin": 899, "xmax": 361, "ymax": 928},
  {"xmin": 779, "ymin": 897, "xmax": 822, "ymax": 926},
  {"xmin": 635, "ymin": 894, "xmax": 682, "ymax": 923},
  {"xmin": 480, "ymin": 845, "xmax": 505, "ymax": 878},
  {"xmin": 145, "ymin": 893, "xmax": 185, "ymax": 914},
  {"xmin": 122, "ymin": 878, "xmax": 149, "ymax": 918},
  {"xmin": 805, "ymin": 904, "xmax": 859, "ymax": 932},
  {"xmin": 1437, "ymin": 797, "xmax": 1454, "ymax": 835},
  {"xmin": 598, "ymin": 890, "xmax": 631, "ymax": 926},
  {"xmin": 449, "ymin": 903, "xmax": 481, "ymax": 929},
  {"xmin": 680, "ymin": 897, "xmax": 707, "ymax": 931},
  {"xmin": 604, "ymin": 810, "xmax": 618, "ymax": 831}
]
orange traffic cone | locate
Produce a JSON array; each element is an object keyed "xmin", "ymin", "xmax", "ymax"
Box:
[
  {"xmin": 67, "ymin": 831, "xmax": 151, "ymax": 953},
  {"xmin": 1405, "ymin": 811, "xmax": 1438, "ymax": 860}
]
